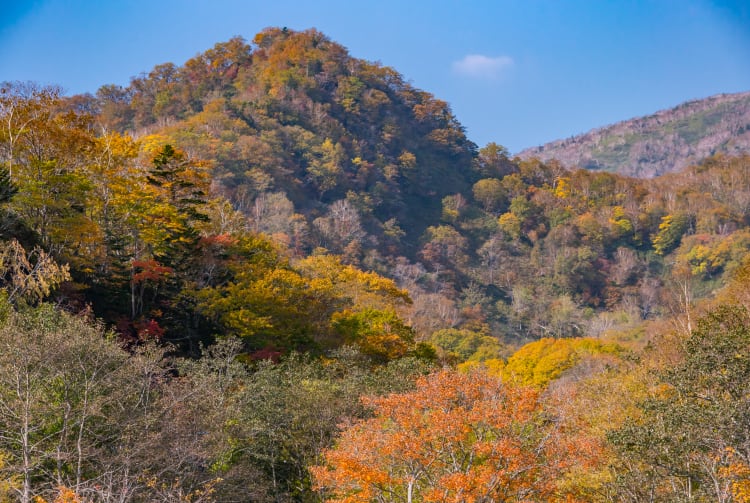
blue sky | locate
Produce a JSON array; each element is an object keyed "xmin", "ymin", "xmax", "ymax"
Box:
[{"xmin": 1, "ymin": 0, "xmax": 749, "ymax": 153}]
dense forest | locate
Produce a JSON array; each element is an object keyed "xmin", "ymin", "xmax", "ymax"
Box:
[{"xmin": 1, "ymin": 28, "xmax": 750, "ymax": 502}]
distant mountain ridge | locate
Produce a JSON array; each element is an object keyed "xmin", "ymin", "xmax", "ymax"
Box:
[{"xmin": 517, "ymin": 91, "xmax": 750, "ymax": 177}]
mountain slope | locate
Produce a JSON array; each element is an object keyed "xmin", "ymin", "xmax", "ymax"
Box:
[
  {"xmin": 517, "ymin": 91, "xmax": 750, "ymax": 177},
  {"xmin": 4, "ymin": 26, "xmax": 750, "ymax": 383},
  {"xmin": 78, "ymin": 31, "xmax": 750, "ymax": 345},
  {"xmin": 91, "ymin": 29, "xmax": 478, "ymax": 252}
]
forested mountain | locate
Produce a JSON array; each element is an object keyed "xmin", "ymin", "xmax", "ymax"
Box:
[
  {"xmin": 518, "ymin": 91, "xmax": 750, "ymax": 177},
  {"xmin": 2, "ymin": 27, "xmax": 750, "ymax": 502},
  {"xmin": 91, "ymin": 28, "xmax": 477, "ymax": 249},
  {"xmin": 75, "ymin": 28, "xmax": 750, "ymax": 349}
]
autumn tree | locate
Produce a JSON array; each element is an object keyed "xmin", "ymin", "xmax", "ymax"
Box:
[
  {"xmin": 222, "ymin": 348, "xmax": 431, "ymax": 501},
  {"xmin": 83, "ymin": 131, "xmax": 142, "ymax": 316},
  {"xmin": 652, "ymin": 212, "xmax": 692, "ymax": 256},
  {"xmin": 0, "ymin": 239, "xmax": 70, "ymax": 305},
  {"xmin": 0, "ymin": 82, "xmax": 98, "ymax": 260},
  {"xmin": 313, "ymin": 198, "xmax": 366, "ymax": 254},
  {"xmin": 312, "ymin": 368, "xmax": 577, "ymax": 502},
  {"xmin": 307, "ymin": 138, "xmax": 345, "ymax": 195},
  {"xmin": 107, "ymin": 141, "xmax": 216, "ymax": 348},
  {"xmin": 503, "ymin": 337, "xmax": 622, "ymax": 388},
  {"xmin": 0, "ymin": 82, "xmax": 62, "ymax": 179},
  {"xmin": 199, "ymin": 248, "xmax": 418, "ymax": 357},
  {"xmin": 331, "ymin": 308, "xmax": 415, "ymax": 362}
]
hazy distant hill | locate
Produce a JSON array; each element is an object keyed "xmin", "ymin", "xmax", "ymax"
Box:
[{"xmin": 517, "ymin": 91, "xmax": 750, "ymax": 177}]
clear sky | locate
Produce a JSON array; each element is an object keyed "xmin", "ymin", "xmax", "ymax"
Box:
[{"xmin": 1, "ymin": 0, "xmax": 749, "ymax": 153}]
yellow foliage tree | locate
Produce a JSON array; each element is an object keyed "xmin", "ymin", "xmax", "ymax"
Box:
[
  {"xmin": 503, "ymin": 337, "xmax": 622, "ymax": 388},
  {"xmin": 0, "ymin": 239, "xmax": 70, "ymax": 305}
]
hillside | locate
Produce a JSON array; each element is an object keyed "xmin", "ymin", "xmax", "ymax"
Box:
[
  {"xmin": 518, "ymin": 91, "xmax": 750, "ymax": 177},
  {"xmin": 4, "ymin": 27, "xmax": 750, "ymax": 502},
  {"xmin": 91, "ymin": 28, "xmax": 478, "ymax": 250},
  {"xmin": 2, "ymin": 28, "xmax": 747, "ymax": 351}
]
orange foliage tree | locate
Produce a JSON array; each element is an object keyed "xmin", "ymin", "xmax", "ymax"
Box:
[{"xmin": 312, "ymin": 368, "xmax": 578, "ymax": 502}]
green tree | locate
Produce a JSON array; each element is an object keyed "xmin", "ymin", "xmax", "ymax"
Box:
[
  {"xmin": 608, "ymin": 305, "xmax": 750, "ymax": 502},
  {"xmin": 146, "ymin": 143, "xmax": 210, "ymax": 267},
  {"xmin": 190, "ymin": 343, "xmax": 432, "ymax": 502},
  {"xmin": 472, "ymin": 177, "xmax": 505, "ymax": 213},
  {"xmin": 332, "ymin": 308, "xmax": 415, "ymax": 362},
  {"xmin": 476, "ymin": 142, "xmax": 514, "ymax": 178},
  {"xmin": 428, "ymin": 327, "xmax": 505, "ymax": 363},
  {"xmin": 0, "ymin": 303, "xmax": 162, "ymax": 503}
]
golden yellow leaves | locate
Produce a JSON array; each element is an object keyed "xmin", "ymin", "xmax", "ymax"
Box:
[{"xmin": 0, "ymin": 239, "xmax": 70, "ymax": 305}]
